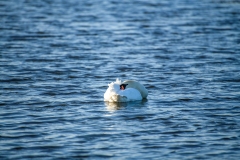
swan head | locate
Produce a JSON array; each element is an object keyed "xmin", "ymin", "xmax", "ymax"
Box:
[{"xmin": 120, "ymin": 84, "xmax": 128, "ymax": 90}]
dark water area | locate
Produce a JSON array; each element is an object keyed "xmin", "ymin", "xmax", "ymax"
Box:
[{"xmin": 1, "ymin": 0, "xmax": 240, "ymax": 159}]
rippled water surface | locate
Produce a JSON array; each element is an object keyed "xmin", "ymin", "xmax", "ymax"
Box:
[{"xmin": 1, "ymin": 0, "xmax": 240, "ymax": 159}]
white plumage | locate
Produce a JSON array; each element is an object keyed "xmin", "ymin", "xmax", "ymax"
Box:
[{"xmin": 104, "ymin": 79, "xmax": 147, "ymax": 102}]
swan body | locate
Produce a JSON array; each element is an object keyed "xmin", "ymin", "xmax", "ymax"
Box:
[{"xmin": 104, "ymin": 79, "xmax": 147, "ymax": 102}]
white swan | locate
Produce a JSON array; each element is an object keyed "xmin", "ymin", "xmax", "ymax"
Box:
[{"xmin": 104, "ymin": 79, "xmax": 148, "ymax": 102}]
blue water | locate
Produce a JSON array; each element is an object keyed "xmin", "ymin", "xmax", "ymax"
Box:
[{"xmin": 1, "ymin": 0, "xmax": 240, "ymax": 159}]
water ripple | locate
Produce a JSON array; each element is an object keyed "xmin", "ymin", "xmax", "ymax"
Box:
[{"xmin": 1, "ymin": 0, "xmax": 240, "ymax": 159}]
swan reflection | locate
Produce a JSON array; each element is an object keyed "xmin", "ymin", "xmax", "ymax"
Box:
[{"xmin": 105, "ymin": 99, "xmax": 148, "ymax": 111}]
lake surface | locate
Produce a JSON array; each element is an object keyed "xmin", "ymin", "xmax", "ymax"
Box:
[{"xmin": 1, "ymin": 0, "xmax": 240, "ymax": 159}]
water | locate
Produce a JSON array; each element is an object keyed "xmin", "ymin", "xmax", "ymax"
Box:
[{"xmin": 1, "ymin": 0, "xmax": 240, "ymax": 159}]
